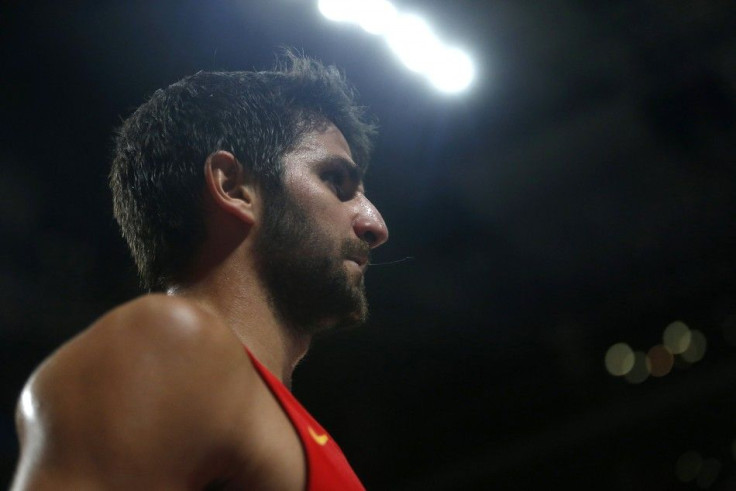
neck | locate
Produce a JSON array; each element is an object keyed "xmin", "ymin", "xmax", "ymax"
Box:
[{"xmin": 168, "ymin": 248, "xmax": 311, "ymax": 388}]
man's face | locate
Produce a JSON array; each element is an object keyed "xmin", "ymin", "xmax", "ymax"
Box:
[{"xmin": 253, "ymin": 124, "xmax": 388, "ymax": 334}]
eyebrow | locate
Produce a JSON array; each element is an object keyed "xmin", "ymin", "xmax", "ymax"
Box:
[{"xmin": 326, "ymin": 155, "xmax": 365, "ymax": 187}]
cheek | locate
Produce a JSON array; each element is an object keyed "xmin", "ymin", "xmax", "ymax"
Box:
[
  {"xmin": 288, "ymin": 182, "xmax": 340, "ymax": 218},
  {"xmin": 282, "ymin": 170, "xmax": 352, "ymax": 231},
  {"xmin": 285, "ymin": 174, "xmax": 324, "ymax": 204}
]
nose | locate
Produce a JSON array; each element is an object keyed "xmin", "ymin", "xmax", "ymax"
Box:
[{"xmin": 353, "ymin": 194, "xmax": 389, "ymax": 249}]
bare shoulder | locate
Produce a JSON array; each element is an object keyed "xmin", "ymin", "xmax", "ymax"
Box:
[
  {"xmin": 25, "ymin": 293, "xmax": 255, "ymax": 406},
  {"xmin": 85, "ymin": 293, "xmax": 242, "ymax": 352},
  {"xmin": 13, "ymin": 294, "xmax": 259, "ymax": 489},
  {"xmin": 110, "ymin": 294, "xmax": 249, "ymax": 364}
]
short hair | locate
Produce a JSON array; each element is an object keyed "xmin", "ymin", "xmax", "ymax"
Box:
[{"xmin": 110, "ymin": 51, "xmax": 377, "ymax": 291}]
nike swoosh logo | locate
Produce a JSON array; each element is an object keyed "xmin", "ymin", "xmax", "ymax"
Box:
[{"xmin": 308, "ymin": 426, "xmax": 329, "ymax": 446}]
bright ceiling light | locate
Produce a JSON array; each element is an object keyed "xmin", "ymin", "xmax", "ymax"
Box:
[
  {"xmin": 318, "ymin": 0, "xmax": 357, "ymax": 23},
  {"xmin": 426, "ymin": 47, "xmax": 475, "ymax": 93},
  {"xmin": 356, "ymin": 0, "xmax": 397, "ymax": 35},
  {"xmin": 318, "ymin": 0, "xmax": 476, "ymax": 93},
  {"xmin": 385, "ymin": 14, "xmax": 441, "ymax": 74}
]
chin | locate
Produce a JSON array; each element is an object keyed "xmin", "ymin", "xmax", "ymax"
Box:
[
  {"xmin": 341, "ymin": 300, "xmax": 370, "ymax": 329},
  {"xmin": 327, "ymin": 314, "xmax": 367, "ymax": 332},
  {"xmin": 313, "ymin": 302, "xmax": 369, "ymax": 334}
]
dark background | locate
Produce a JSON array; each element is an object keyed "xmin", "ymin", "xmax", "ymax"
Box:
[{"xmin": 3, "ymin": 1, "xmax": 736, "ymax": 489}]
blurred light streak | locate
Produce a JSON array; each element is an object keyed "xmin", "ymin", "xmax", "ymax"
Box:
[
  {"xmin": 357, "ymin": 0, "xmax": 397, "ymax": 35},
  {"xmin": 385, "ymin": 13, "xmax": 440, "ymax": 74},
  {"xmin": 317, "ymin": 0, "xmax": 354, "ymax": 22}
]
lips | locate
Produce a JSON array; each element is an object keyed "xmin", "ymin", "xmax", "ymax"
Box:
[
  {"xmin": 348, "ymin": 255, "xmax": 368, "ymax": 267},
  {"xmin": 342, "ymin": 240, "xmax": 370, "ymax": 271},
  {"xmin": 346, "ymin": 256, "xmax": 368, "ymax": 273}
]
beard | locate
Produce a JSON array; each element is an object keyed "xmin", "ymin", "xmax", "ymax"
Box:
[{"xmin": 252, "ymin": 187, "xmax": 371, "ymax": 335}]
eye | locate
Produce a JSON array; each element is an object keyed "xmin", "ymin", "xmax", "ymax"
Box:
[{"xmin": 322, "ymin": 170, "xmax": 347, "ymax": 199}]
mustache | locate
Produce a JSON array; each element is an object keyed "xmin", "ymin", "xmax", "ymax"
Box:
[{"xmin": 342, "ymin": 240, "xmax": 371, "ymax": 264}]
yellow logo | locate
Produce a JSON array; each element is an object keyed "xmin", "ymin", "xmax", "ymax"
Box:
[{"xmin": 308, "ymin": 426, "xmax": 329, "ymax": 446}]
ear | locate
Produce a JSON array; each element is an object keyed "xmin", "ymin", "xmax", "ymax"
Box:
[{"xmin": 203, "ymin": 150, "xmax": 258, "ymax": 225}]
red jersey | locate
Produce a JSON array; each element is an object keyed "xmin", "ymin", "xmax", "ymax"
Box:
[{"xmin": 245, "ymin": 348, "xmax": 365, "ymax": 491}]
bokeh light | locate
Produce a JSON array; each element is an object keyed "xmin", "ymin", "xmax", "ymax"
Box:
[
  {"xmin": 681, "ymin": 329, "xmax": 707, "ymax": 363},
  {"xmin": 646, "ymin": 344, "xmax": 674, "ymax": 377},
  {"xmin": 696, "ymin": 458, "xmax": 721, "ymax": 489},
  {"xmin": 663, "ymin": 320, "xmax": 692, "ymax": 354},
  {"xmin": 604, "ymin": 342, "xmax": 635, "ymax": 376},
  {"xmin": 675, "ymin": 450, "xmax": 703, "ymax": 483},
  {"xmin": 624, "ymin": 351, "xmax": 650, "ymax": 384}
]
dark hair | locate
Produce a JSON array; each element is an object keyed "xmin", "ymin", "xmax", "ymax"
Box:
[{"xmin": 110, "ymin": 52, "xmax": 377, "ymax": 291}]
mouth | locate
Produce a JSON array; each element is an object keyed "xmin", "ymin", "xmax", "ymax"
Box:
[
  {"xmin": 343, "ymin": 240, "xmax": 371, "ymax": 273},
  {"xmin": 346, "ymin": 255, "xmax": 369, "ymax": 272}
]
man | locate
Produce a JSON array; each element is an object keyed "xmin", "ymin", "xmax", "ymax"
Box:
[{"xmin": 11, "ymin": 52, "xmax": 388, "ymax": 490}]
